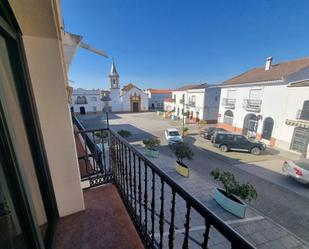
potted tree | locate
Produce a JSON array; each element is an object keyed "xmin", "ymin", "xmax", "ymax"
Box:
[
  {"xmin": 210, "ymin": 169, "xmax": 257, "ymax": 218},
  {"xmin": 117, "ymin": 129, "xmax": 132, "ymax": 138},
  {"xmin": 171, "ymin": 142, "xmax": 194, "ymax": 177},
  {"xmin": 94, "ymin": 130, "xmax": 109, "ymax": 149},
  {"xmin": 182, "ymin": 126, "xmax": 189, "ymax": 136},
  {"xmin": 143, "ymin": 137, "xmax": 160, "ymax": 158}
]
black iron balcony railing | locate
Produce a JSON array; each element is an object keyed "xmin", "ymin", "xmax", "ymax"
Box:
[
  {"xmin": 75, "ymin": 100, "xmax": 88, "ymax": 104},
  {"xmin": 243, "ymin": 99, "xmax": 262, "ymax": 113},
  {"xmin": 188, "ymin": 101, "xmax": 196, "ymax": 107},
  {"xmin": 72, "ymin": 114, "xmax": 255, "ymax": 249},
  {"xmin": 222, "ymin": 98, "xmax": 236, "ymax": 109}
]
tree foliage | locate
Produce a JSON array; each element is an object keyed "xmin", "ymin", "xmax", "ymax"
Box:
[
  {"xmin": 171, "ymin": 142, "xmax": 194, "ymax": 164},
  {"xmin": 143, "ymin": 137, "xmax": 160, "ymax": 150},
  {"xmin": 211, "ymin": 169, "xmax": 257, "ymax": 201},
  {"xmin": 117, "ymin": 129, "xmax": 132, "ymax": 138}
]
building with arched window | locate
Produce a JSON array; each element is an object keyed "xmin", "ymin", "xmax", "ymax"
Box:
[{"xmin": 217, "ymin": 57, "xmax": 309, "ymax": 157}]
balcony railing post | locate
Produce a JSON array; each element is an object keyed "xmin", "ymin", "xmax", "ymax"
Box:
[
  {"xmin": 182, "ymin": 203, "xmax": 191, "ymax": 249},
  {"xmin": 168, "ymin": 190, "xmax": 176, "ymax": 249},
  {"xmin": 151, "ymin": 169, "xmax": 156, "ymax": 248},
  {"xmin": 125, "ymin": 146, "xmax": 129, "ymax": 204},
  {"xmin": 143, "ymin": 163, "xmax": 148, "ymax": 236},
  {"xmin": 128, "ymin": 148, "xmax": 133, "ymax": 210},
  {"xmin": 201, "ymin": 220, "xmax": 211, "ymax": 249},
  {"xmin": 138, "ymin": 157, "xmax": 142, "ymax": 227},
  {"xmin": 159, "ymin": 179, "xmax": 165, "ymax": 248},
  {"xmin": 133, "ymin": 153, "xmax": 137, "ymax": 220}
]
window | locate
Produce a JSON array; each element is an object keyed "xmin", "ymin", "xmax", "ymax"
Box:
[
  {"xmin": 236, "ymin": 135, "xmax": 247, "ymax": 142},
  {"xmin": 91, "ymin": 97, "xmax": 97, "ymax": 101},
  {"xmin": 300, "ymin": 100, "xmax": 309, "ymax": 121},
  {"xmin": 223, "ymin": 110, "xmax": 234, "ymax": 125},
  {"xmin": 249, "ymin": 88, "xmax": 262, "ymax": 100}
]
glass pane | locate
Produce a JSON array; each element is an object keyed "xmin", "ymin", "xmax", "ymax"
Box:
[
  {"xmin": 0, "ymin": 166, "xmax": 27, "ymax": 249},
  {"xmin": 0, "ymin": 36, "xmax": 47, "ymax": 240}
]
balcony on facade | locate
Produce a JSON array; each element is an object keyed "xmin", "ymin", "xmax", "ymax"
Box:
[
  {"xmin": 67, "ymin": 115, "xmax": 256, "ymax": 249},
  {"xmin": 188, "ymin": 101, "xmax": 196, "ymax": 107},
  {"xmin": 179, "ymin": 99, "xmax": 184, "ymax": 104},
  {"xmin": 243, "ymin": 99, "xmax": 262, "ymax": 113},
  {"xmin": 222, "ymin": 98, "xmax": 236, "ymax": 109},
  {"xmin": 296, "ymin": 108, "xmax": 309, "ymax": 121}
]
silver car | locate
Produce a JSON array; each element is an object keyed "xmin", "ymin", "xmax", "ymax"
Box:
[{"xmin": 282, "ymin": 159, "xmax": 309, "ymax": 184}]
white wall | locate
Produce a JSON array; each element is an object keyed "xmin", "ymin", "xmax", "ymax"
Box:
[
  {"xmin": 148, "ymin": 93, "xmax": 172, "ymax": 109},
  {"xmin": 72, "ymin": 89, "xmax": 102, "ymax": 113},
  {"xmin": 219, "ymin": 82, "xmax": 309, "ymax": 153},
  {"xmin": 110, "ymin": 88, "xmax": 122, "ymax": 112},
  {"xmin": 122, "ymin": 87, "xmax": 149, "ymax": 111},
  {"xmin": 204, "ymin": 87, "xmax": 220, "ymax": 121},
  {"xmin": 187, "ymin": 88, "xmax": 205, "ymax": 120}
]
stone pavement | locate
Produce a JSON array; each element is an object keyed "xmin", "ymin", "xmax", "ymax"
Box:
[{"xmin": 129, "ymin": 142, "xmax": 309, "ymax": 249}]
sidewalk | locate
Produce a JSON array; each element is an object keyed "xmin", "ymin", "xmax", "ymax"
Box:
[{"xmin": 163, "ymin": 166, "xmax": 309, "ymax": 249}]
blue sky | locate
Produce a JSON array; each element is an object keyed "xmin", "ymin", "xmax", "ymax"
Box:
[{"xmin": 62, "ymin": 0, "xmax": 309, "ymax": 90}]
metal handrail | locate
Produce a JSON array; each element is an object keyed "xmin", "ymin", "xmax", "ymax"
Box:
[
  {"xmin": 73, "ymin": 114, "xmax": 255, "ymax": 248},
  {"xmin": 109, "ymin": 129, "xmax": 256, "ymax": 249}
]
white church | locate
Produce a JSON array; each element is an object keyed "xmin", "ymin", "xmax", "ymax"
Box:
[
  {"xmin": 108, "ymin": 62, "xmax": 148, "ymax": 112},
  {"xmin": 71, "ymin": 62, "xmax": 148, "ymax": 113}
]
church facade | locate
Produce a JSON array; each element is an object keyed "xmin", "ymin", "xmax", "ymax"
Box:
[{"xmin": 109, "ymin": 62, "xmax": 148, "ymax": 112}]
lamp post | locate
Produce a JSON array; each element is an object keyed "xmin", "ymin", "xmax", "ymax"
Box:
[{"xmin": 182, "ymin": 93, "xmax": 185, "ymax": 137}]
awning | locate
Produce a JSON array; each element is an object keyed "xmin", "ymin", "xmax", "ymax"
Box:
[{"xmin": 286, "ymin": 119, "xmax": 309, "ymax": 128}]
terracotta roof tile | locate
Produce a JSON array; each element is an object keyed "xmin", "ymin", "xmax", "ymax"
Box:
[
  {"xmin": 148, "ymin": 89, "xmax": 172, "ymax": 94},
  {"xmin": 173, "ymin": 84, "xmax": 201, "ymax": 91},
  {"xmin": 223, "ymin": 57, "xmax": 309, "ymax": 85}
]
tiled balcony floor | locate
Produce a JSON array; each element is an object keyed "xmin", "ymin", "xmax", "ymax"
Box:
[{"xmin": 54, "ymin": 184, "xmax": 144, "ymax": 249}]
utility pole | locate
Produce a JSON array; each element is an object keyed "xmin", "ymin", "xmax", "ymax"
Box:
[{"xmin": 182, "ymin": 93, "xmax": 185, "ymax": 138}]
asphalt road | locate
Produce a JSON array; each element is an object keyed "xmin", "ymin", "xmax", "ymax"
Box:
[{"xmin": 79, "ymin": 112, "xmax": 309, "ymax": 243}]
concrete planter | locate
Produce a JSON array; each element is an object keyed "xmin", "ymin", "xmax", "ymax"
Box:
[
  {"xmin": 213, "ymin": 188, "xmax": 247, "ymax": 218},
  {"xmin": 175, "ymin": 161, "xmax": 189, "ymax": 177},
  {"xmin": 145, "ymin": 148, "xmax": 159, "ymax": 158},
  {"xmin": 171, "ymin": 115, "xmax": 178, "ymax": 121}
]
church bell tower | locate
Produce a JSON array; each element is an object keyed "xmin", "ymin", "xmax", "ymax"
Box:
[
  {"xmin": 109, "ymin": 62, "xmax": 119, "ymax": 89},
  {"xmin": 109, "ymin": 62, "xmax": 122, "ymax": 111}
]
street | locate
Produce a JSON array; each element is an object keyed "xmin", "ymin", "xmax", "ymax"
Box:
[{"xmin": 78, "ymin": 112, "xmax": 309, "ymax": 248}]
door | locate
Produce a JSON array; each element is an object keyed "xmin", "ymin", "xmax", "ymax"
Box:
[
  {"xmin": 262, "ymin": 117, "xmax": 274, "ymax": 140},
  {"xmin": 290, "ymin": 127, "xmax": 309, "ymax": 157},
  {"xmin": 133, "ymin": 102, "xmax": 139, "ymax": 112},
  {"xmin": 80, "ymin": 106, "xmax": 85, "ymax": 114}
]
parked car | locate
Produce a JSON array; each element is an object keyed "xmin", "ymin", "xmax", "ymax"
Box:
[
  {"xmin": 212, "ymin": 132, "xmax": 266, "ymax": 155},
  {"xmin": 282, "ymin": 159, "xmax": 309, "ymax": 184},
  {"xmin": 201, "ymin": 127, "xmax": 226, "ymax": 140},
  {"xmin": 165, "ymin": 128, "xmax": 183, "ymax": 145}
]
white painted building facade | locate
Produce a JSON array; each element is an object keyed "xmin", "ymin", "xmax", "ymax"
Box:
[
  {"xmin": 164, "ymin": 84, "xmax": 220, "ymax": 123},
  {"xmin": 145, "ymin": 89, "xmax": 172, "ymax": 110},
  {"xmin": 109, "ymin": 63, "xmax": 148, "ymax": 112},
  {"xmin": 71, "ymin": 88, "xmax": 103, "ymax": 113},
  {"xmin": 218, "ymin": 57, "xmax": 309, "ymax": 156}
]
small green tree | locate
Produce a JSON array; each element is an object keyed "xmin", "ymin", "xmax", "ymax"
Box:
[
  {"xmin": 143, "ymin": 137, "xmax": 160, "ymax": 150},
  {"xmin": 211, "ymin": 169, "xmax": 257, "ymax": 201},
  {"xmin": 94, "ymin": 130, "xmax": 108, "ymax": 139},
  {"xmin": 117, "ymin": 129, "xmax": 132, "ymax": 138},
  {"xmin": 171, "ymin": 142, "xmax": 194, "ymax": 164}
]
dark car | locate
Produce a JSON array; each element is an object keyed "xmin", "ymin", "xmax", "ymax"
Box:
[
  {"xmin": 212, "ymin": 132, "xmax": 266, "ymax": 155},
  {"xmin": 201, "ymin": 127, "xmax": 227, "ymax": 140}
]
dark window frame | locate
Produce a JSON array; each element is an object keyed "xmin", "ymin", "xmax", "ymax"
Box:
[{"xmin": 0, "ymin": 2, "xmax": 58, "ymax": 248}]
